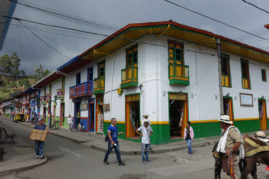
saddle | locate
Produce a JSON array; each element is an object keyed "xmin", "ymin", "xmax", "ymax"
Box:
[{"xmin": 244, "ymin": 137, "xmax": 269, "ymax": 157}]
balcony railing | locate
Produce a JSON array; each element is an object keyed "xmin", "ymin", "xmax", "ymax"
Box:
[
  {"xmin": 242, "ymin": 78, "xmax": 250, "ymax": 89},
  {"xmin": 93, "ymin": 77, "xmax": 105, "ymax": 95},
  {"xmin": 222, "ymin": 75, "xmax": 231, "ymax": 87},
  {"xmin": 121, "ymin": 67, "xmax": 138, "ymax": 89},
  {"xmin": 169, "ymin": 63, "xmax": 189, "ymax": 86},
  {"xmin": 70, "ymin": 81, "xmax": 93, "ymax": 98}
]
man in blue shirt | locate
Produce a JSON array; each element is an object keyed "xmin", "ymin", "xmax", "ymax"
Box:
[
  {"xmin": 103, "ymin": 118, "xmax": 125, "ymax": 166},
  {"xmin": 34, "ymin": 118, "xmax": 49, "ymax": 159}
]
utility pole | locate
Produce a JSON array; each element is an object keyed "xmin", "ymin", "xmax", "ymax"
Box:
[{"xmin": 217, "ymin": 38, "xmax": 224, "ymax": 115}]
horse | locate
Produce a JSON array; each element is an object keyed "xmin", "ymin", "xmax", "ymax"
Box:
[
  {"xmin": 240, "ymin": 134, "xmax": 269, "ymax": 179},
  {"xmin": 212, "ymin": 135, "xmax": 269, "ymax": 179}
]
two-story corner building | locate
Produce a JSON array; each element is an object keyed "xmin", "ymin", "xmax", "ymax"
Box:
[{"xmin": 30, "ymin": 20, "xmax": 269, "ymax": 145}]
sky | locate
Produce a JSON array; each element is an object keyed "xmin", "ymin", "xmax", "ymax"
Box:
[{"xmin": 1, "ymin": 0, "xmax": 269, "ymax": 74}]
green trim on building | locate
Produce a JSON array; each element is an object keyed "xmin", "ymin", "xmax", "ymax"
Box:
[{"xmin": 121, "ymin": 81, "xmax": 138, "ymax": 89}]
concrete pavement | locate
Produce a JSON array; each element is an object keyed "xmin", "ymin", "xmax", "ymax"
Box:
[{"xmin": 0, "ymin": 119, "xmax": 47, "ymax": 176}]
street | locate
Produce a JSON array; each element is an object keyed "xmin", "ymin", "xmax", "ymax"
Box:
[{"xmin": 0, "ymin": 118, "xmax": 268, "ymax": 179}]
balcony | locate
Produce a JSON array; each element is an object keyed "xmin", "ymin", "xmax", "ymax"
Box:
[
  {"xmin": 169, "ymin": 64, "xmax": 189, "ymax": 86},
  {"xmin": 70, "ymin": 81, "xmax": 93, "ymax": 99},
  {"xmin": 121, "ymin": 67, "xmax": 138, "ymax": 89},
  {"xmin": 242, "ymin": 78, "xmax": 250, "ymax": 89},
  {"xmin": 93, "ymin": 77, "xmax": 105, "ymax": 95},
  {"xmin": 222, "ymin": 75, "xmax": 231, "ymax": 87}
]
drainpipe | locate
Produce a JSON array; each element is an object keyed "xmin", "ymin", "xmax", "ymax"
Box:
[{"xmin": 217, "ymin": 38, "xmax": 224, "ymax": 115}]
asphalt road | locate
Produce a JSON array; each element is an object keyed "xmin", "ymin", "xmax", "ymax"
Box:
[{"xmin": 1, "ymin": 118, "xmax": 269, "ymax": 179}]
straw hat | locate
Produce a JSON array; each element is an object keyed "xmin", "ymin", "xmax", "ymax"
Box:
[
  {"xmin": 219, "ymin": 115, "xmax": 233, "ymax": 124},
  {"xmin": 255, "ymin": 131, "xmax": 266, "ymax": 138}
]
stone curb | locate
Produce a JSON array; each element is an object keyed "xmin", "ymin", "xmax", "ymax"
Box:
[{"xmin": 0, "ymin": 156, "xmax": 48, "ymax": 176}]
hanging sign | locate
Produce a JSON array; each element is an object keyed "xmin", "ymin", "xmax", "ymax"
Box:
[{"xmin": 240, "ymin": 93, "xmax": 253, "ymax": 107}]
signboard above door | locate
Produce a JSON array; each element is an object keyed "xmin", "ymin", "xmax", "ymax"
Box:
[{"xmin": 240, "ymin": 93, "xmax": 253, "ymax": 107}]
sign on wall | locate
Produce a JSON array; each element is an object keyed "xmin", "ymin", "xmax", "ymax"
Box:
[
  {"xmin": 80, "ymin": 103, "xmax": 88, "ymax": 111},
  {"xmin": 240, "ymin": 93, "xmax": 253, "ymax": 107}
]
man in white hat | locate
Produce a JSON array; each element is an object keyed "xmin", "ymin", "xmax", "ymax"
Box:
[
  {"xmin": 136, "ymin": 120, "xmax": 153, "ymax": 163},
  {"xmin": 216, "ymin": 115, "xmax": 244, "ymax": 179}
]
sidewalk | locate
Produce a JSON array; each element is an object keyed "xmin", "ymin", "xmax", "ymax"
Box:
[
  {"xmin": 18, "ymin": 120, "xmax": 220, "ymax": 155},
  {"xmin": 0, "ymin": 121, "xmax": 47, "ymax": 176}
]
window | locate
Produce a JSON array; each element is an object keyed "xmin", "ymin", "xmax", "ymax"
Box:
[
  {"xmin": 241, "ymin": 60, "xmax": 251, "ymax": 89},
  {"xmin": 76, "ymin": 73, "xmax": 81, "ymax": 85},
  {"xmin": 126, "ymin": 45, "xmax": 138, "ymax": 67},
  {"xmin": 98, "ymin": 62, "xmax": 105, "ymax": 78},
  {"xmin": 88, "ymin": 67, "xmax": 93, "ymax": 81},
  {"xmin": 221, "ymin": 54, "xmax": 231, "ymax": 87},
  {"xmin": 168, "ymin": 41, "xmax": 184, "ymax": 64},
  {"xmin": 261, "ymin": 69, "xmax": 266, "ymax": 82}
]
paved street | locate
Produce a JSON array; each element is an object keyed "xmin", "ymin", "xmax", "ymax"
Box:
[{"xmin": 0, "ymin": 118, "xmax": 268, "ymax": 179}]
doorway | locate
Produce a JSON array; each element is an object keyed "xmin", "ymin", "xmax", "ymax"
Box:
[
  {"xmin": 89, "ymin": 99, "xmax": 95, "ymax": 132},
  {"xmin": 96, "ymin": 95, "xmax": 104, "ymax": 133},
  {"xmin": 258, "ymin": 99, "xmax": 267, "ymax": 130},
  {"xmin": 125, "ymin": 94, "xmax": 140, "ymax": 138},
  {"xmin": 169, "ymin": 93, "xmax": 188, "ymax": 138},
  {"xmin": 60, "ymin": 103, "xmax": 65, "ymax": 126},
  {"xmin": 74, "ymin": 102, "xmax": 80, "ymax": 128},
  {"xmin": 223, "ymin": 97, "xmax": 234, "ymax": 121}
]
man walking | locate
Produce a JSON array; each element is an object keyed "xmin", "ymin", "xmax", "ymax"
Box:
[
  {"xmin": 34, "ymin": 118, "xmax": 49, "ymax": 159},
  {"xmin": 136, "ymin": 120, "xmax": 153, "ymax": 163},
  {"xmin": 103, "ymin": 118, "xmax": 125, "ymax": 166},
  {"xmin": 216, "ymin": 115, "xmax": 244, "ymax": 179}
]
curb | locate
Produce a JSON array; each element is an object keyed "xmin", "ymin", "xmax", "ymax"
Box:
[
  {"xmin": 0, "ymin": 156, "xmax": 48, "ymax": 176},
  {"xmin": 13, "ymin": 119, "xmax": 218, "ymax": 155}
]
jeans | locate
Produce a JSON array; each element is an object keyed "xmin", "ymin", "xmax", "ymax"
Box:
[
  {"xmin": 141, "ymin": 144, "xmax": 150, "ymax": 162},
  {"xmin": 186, "ymin": 139, "xmax": 193, "ymax": 154},
  {"xmin": 34, "ymin": 140, "xmax": 45, "ymax": 156},
  {"xmin": 104, "ymin": 141, "xmax": 122, "ymax": 163}
]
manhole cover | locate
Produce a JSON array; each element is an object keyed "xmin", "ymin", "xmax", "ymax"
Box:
[{"xmin": 120, "ymin": 174, "xmax": 145, "ymax": 179}]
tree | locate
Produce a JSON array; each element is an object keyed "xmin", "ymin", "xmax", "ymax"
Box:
[
  {"xmin": 0, "ymin": 54, "xmax": 12, "ymax": 75},
  {"xmin": 10, "ymin": 52, "xmax": 21, "ymax": 80},
  {"xmin": 33, "ymin": 64, "xmax": 50, "ymax": 81}
]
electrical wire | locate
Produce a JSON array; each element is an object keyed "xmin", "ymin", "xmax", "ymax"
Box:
[
  {"xmin": 241, "ymin": 0, "xmax": 269, "ymax": 14},
  {"xmin": 20, "ymin": 22, "xmax": 70, "ymax": 59},
  {"xmin": 1, "ymin": 14, "xmax": 217, "ymax": 56},
  {"xmin": 9, "ymin": 0, "xmax": 118, "ymax": 31},
  {"xmin": 164, "ymin": 0, "xmax": 269, "ymax": 42}
]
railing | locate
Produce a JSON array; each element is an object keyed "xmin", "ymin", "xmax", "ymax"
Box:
[
  {"xmin": 242, "ymin": 78, "xmax": 250, "ymax": 89},
  {"xmin": 70, "ymin": 81, "xmax": 93, "ymax": 98},
  {"xmin": 121, "ymin": 67, "xmax": 138, "ymax": 88},
  {"xmin": 93, "ymin": 77, "xmax": 105, "ymax": 94},
  {"xmin": 222, "ymin": 75, "xmax": 231, "ymax": 87},
  {"xmin": 169, "ymin": 63, "xmax": 189, "ymax": 86}
]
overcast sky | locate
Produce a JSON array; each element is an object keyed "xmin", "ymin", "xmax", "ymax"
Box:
[{"xmin": 1, "ymin": 0, "xmax": 269, "ymax": 74}]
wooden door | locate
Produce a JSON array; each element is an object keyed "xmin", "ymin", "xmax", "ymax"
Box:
[{"xmin": 259, "ymin": 99, "xmax": 267, "ymax": 130}]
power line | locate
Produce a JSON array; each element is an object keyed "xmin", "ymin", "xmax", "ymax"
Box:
[
  {"xmin": 242, "ymin": 0, "xmax": 269, "ymax": 14},
  {"xmin": 9, "ymin": 0, "xmax": 118, "ymax": 31},
  {"xmin": 1, "ymin": 14, "xmax": 217, "ymax": 56},
  {"xmin": 20, "ymin": 22, "xmax": 70, "ymax": 59},
  {"xmin": 164, "ymin": 0, "xmax": 269, "ymax": 42}
]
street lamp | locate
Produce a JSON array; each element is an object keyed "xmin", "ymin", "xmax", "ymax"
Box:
[{"xmin": 264, "ymin": 24, "xmax": 269, "ymax": 30}]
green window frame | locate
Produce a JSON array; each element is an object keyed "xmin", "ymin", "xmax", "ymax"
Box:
[
  {"xmin": 241, "ymin": 59, "xmax": 251, "ymax": 89},
  {"xmin": 126, "ymin": 44, "xmax": 138, "ymax": 67},
  {"xmin": 261, "ymin": 69, "xmax": 267, "ymax": 82},
  {"xmin": 221, "ymin": 54, "xmax": 231, "ymax": 87},
  {"xmin": 168, "ymin": 40, "xmax": 184, "ymax": 64},
  {"xmin": 98, "ymin": 61, "xmax": 105, "ymax": 78}
]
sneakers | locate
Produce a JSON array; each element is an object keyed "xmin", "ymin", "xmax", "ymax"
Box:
[
  {"xmin": 40, "ymin": 155, "xmax": 44, "ymax": 159},
  {"xmin": 103, "ymin": 161, "xmax": 109, "ymax": 165},
  {"xmin": 35, "ymin": 155, "xmax": 39, "ymax": 159},
  {"xmin": 118, "ymin": 162, "xmax": 125, "ymax": 166}
]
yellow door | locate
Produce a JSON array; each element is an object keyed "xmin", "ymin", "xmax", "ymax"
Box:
[
  {"xmin": 125, "ymin": 94, "xmax": 140, "ymax": 138},
  {"xmin": 259, "ymin": 100, "xmax": 267, "ymax": 130}
]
